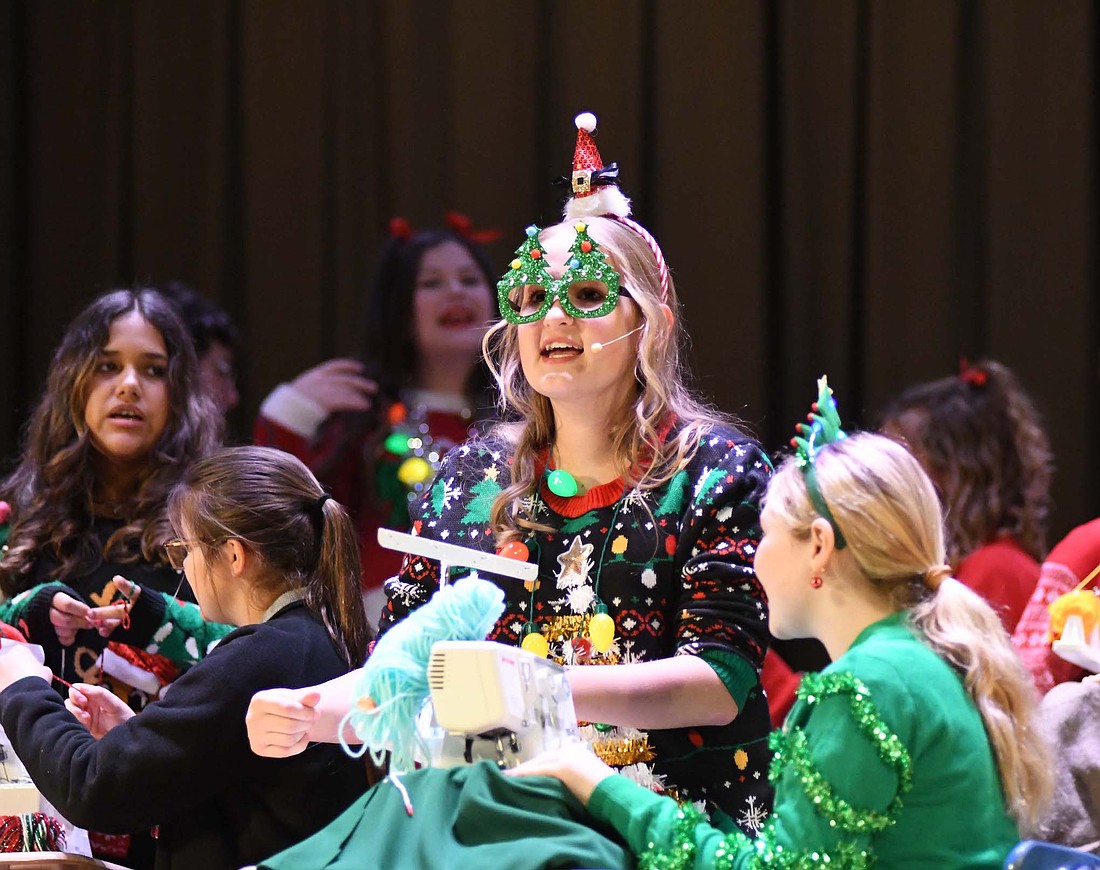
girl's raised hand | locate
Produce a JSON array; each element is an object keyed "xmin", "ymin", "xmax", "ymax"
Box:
[
  {"xmin": 86, "ymin": 576, "xmax": 142, "ymax": 637},
  {"xmin": 245, "ymin": 688, "xmax": 323, "ymax": 757},
  {"xmin": 65, "ymin": 683, "xmax": 135, "ymax": 739},
  {"xmin": 290, "ymin": 358, "xmax": 377, "ymax": 414}
]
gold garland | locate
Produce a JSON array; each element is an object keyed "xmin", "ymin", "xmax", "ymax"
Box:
[{"xmin": 590, "ymin": 733, "xmax": 656, "ymax": 767}]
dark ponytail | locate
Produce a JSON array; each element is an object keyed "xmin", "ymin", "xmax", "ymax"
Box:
[{"xmin": 309, "ymin": 495, "xmax": 372, "ymax": 665}]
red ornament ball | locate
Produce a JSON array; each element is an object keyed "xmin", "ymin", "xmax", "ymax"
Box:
[
  {"xmin": 497, "ymin": 540, "xmax": 530, "ymax": 562},
  {"xmin": 571, "ymin": 636, "xmax": 593, "ymax": 662},
  {"xmin": 530, "ymin": 249, "xmax": 542, "ymax": 260},
  {"xmin": 580, "ymin": 240, "xmax": 592, "ymax": 253}
]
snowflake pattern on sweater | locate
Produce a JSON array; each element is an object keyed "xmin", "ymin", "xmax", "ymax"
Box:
[{"xmin": 379, "ymin": 424, "xmax": 776, "ymax": 830}]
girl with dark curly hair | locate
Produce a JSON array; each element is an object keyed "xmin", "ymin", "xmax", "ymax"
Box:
[
  {"xmin": 0, "ymin": 287, "xmax": 225, "ymax": 865},
  {"xmin": 879, "ymin": 359, "xmax": 1053, "ymax": 633},
  {"xmin": 0, "ymin": 288, "xmax": 224, "ymax": 688}
]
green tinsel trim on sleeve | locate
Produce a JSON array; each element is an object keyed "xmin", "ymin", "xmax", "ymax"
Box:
[
  {"xmin": 769, "ymin": 672, "xmax": 913, "ymax": 834},
  {"xmin": 740, "ymin": 837, "xmax": 874, "ymax": 869},
  {"xmin": 636, "ymin": 803, "xmax": 875, "ymax": 870},
  {"xmin": 636, "ymin": 804, "xmax": 710, "ymax": 870}
]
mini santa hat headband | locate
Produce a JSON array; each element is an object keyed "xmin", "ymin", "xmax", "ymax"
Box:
[{"xmin": 558, "ymin": 112, "xmax": 671, "ymax": 304}]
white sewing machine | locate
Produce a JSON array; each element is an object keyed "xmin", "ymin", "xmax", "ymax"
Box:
[
  {"xmin": 378, "ymin": 529, "xmax": 583, "ymax": 769},
  {"xmin": 421, "ymin": 641, "xmax": 582, "ymax": 768}
]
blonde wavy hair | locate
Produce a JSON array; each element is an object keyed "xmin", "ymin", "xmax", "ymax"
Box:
[
  {"xmin": 482, "ymin": 216, "xmax": 733, "ymax": 546},
  {"xmin": 766, "ymin": 432, "xmax": 1051, "ymax": 828}
]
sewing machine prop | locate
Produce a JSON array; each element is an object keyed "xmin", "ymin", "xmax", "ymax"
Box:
[
  {"xmin": 377, "ymin": 529, "xmax": 585, "ymax": 769},
  {"xmin": 421, "ymin": 641, "xmax": 582, "ymax": 768}
]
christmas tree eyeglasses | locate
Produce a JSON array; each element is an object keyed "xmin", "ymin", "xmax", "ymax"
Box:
[{"xmin": 497, "ymin": 222, "xmax": 624, "ymax": 324}]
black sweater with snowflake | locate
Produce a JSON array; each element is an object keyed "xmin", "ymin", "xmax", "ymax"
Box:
[{"xmin": 379, "ymin": 424, "xmax": 775, "ymax": 830}]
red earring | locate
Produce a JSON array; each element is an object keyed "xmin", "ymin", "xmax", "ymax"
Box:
[{"xmin": 810, "ymin": 576, "xmax": 823, "ymax": 589}]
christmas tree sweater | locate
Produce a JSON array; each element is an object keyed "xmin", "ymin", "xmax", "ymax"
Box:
[{"xmin": 378, "ymin": 423, "xmax": 776, "ymax": 833}]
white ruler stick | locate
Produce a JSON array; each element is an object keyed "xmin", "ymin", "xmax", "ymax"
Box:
[{"xmin": 377, "ymin": 528, "xmax": 537, "ymax": 587}]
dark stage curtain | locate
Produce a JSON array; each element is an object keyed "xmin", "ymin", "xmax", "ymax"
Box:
[{"xmin": 1, "ymin": 0, "xmax": 1096, "ymax": 540}]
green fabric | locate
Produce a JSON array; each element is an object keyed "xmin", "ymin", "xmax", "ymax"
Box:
[
  {"xmin": 698, "ymin": 649, "xmax": 756, "ymax": 712},
  {"xmin": 587, "ymin": 612, "xmax": 1022, "ymax": 869},
  {"xmin": 259, "ymin": 760, "xmax": 633, "ymax": 870}
]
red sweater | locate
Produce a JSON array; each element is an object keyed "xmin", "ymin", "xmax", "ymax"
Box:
[{"xmin": 955, "ymin": 536, "xmax": 1040, "ymax": 634}]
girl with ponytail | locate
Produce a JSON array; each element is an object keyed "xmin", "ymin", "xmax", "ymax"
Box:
[
  {"xmin": 508, "ymin": 382, "xmax": 1051, "ymax": 869},
  {"xmin": 0, "ymin": 446, "xmax": 370, "ymax": 870}
]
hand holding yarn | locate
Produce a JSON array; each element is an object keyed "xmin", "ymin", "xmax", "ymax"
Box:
[
  {"xmin": 85, "ymin": 576, "xmax": 141, "ymax": 637},
  {"xmin": 65, "ymin": 682, "xmax": 135, "ymax": 739},
  {"xmin": 48, "ymin": 592, "xmax": 96, "ymax": 646}
]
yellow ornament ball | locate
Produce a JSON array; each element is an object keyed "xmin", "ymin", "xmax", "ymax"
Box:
[
  {"xmin": 511, "ymin": 258, "xmax": 522, "ymax": 269},
  {"xmin": 521, "ymin": 631, "xmax": 549, "ymax": 658},
  {"xmin": 397, "ymin": 456, "xmax": 433, "ymax": 486},
  {"xmin": 588, "ymin": 612, "xmax": 616, "ymax": 653},
  {"xmin": 574, "ymin": 221, "xmax": 586, "ymax": 233}
]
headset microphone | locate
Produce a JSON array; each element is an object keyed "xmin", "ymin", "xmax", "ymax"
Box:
[{"xmin": 590, "ymin": 325, "xmax": 644, "ymax": 353}]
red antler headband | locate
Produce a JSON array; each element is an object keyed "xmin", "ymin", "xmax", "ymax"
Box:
[
  {"xmin": 958, "ymin": 356, "xmax": 988, "ymax": 387},
  {"xmin": 388, "ymin": 213, "xmax": 500, "ymax": 244},
  {"xmin": 560, "ymin": 112, "xmax": 671, "ymax": 305}
]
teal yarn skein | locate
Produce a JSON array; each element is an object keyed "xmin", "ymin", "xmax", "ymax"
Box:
[{"xmin": 338, "ymin": 574, "xmax": 505, "ymax": 773}]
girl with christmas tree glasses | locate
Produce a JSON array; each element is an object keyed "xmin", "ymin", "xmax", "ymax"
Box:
[
  {"xmin": 508, "ymin": 379, "xmax": 1053, "ymax": 869},
  {"xmin": 246, "ymin": 113, "xmax": 778, "ymax": 835}
]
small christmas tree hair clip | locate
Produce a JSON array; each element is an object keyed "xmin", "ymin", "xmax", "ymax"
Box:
[{"xmin": 791, "ymin": 375, "xmax": 849, "ymax": 549}]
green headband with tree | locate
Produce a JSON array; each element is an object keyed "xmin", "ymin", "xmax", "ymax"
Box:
[{"xmin": 791, "ymin": 376, "xmax": 849, "ymax": 549}]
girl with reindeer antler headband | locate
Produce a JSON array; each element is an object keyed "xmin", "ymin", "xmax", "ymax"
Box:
[{"xmin": 254, "ymin": 213, "xmax": 500, "ymax": 620}]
